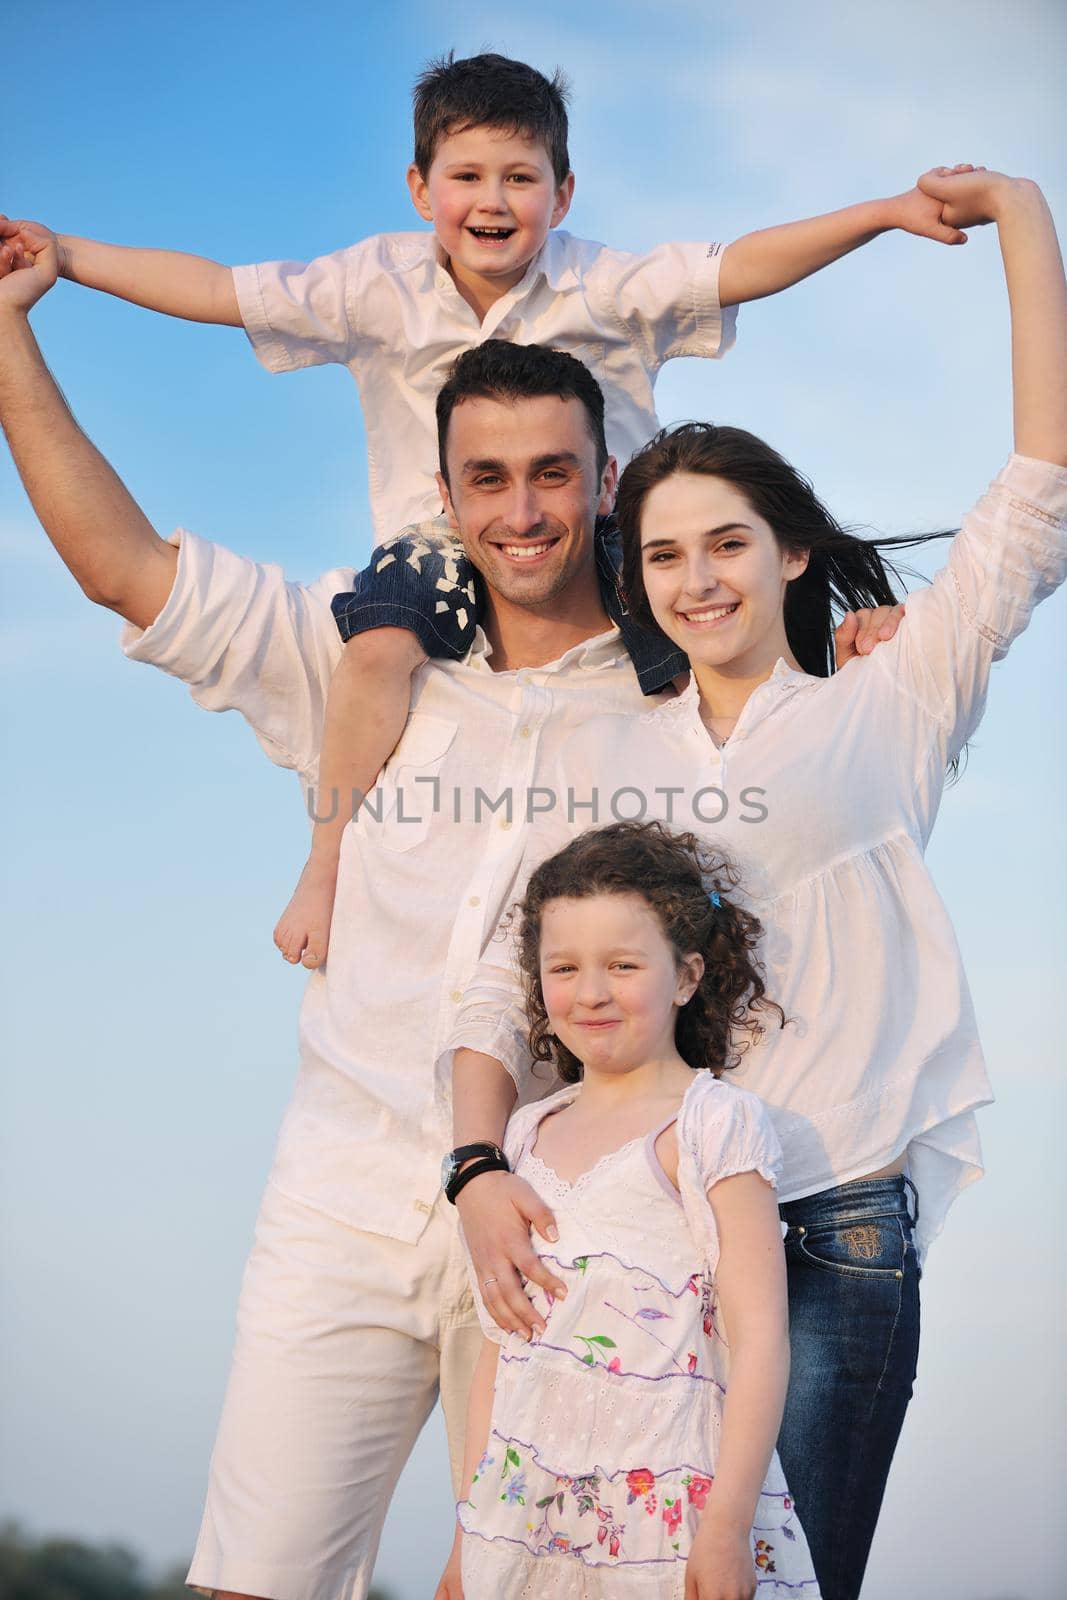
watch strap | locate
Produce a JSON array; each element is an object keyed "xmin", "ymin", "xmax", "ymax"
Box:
[
  {"xmin": 451, "ymin": 1141, "xmax": 505, "ymax": 1166},
  {"xmin": 446, "ymin": 1153, "xmax": 510, "ymax": 1205}
]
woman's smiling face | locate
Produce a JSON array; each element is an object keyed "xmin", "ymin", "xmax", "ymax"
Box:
[{"xmin": 639, "ymin": 472, "xmax": 809, "ymax": 675}]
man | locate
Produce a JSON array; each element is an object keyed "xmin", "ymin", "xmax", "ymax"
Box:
[{"xmin": 0, "ymin": 231, "xmax": 898, "ymax": 1600}]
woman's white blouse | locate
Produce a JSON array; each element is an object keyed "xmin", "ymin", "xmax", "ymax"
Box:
[{"xmin": 446, "ymin": 454, "xmax": 1067, "ymax": 1257}]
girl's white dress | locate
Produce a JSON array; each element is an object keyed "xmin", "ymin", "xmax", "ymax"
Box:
[{"xmin": 459, "ymin": 1071, "xmax": 820, "ymax": 1597}]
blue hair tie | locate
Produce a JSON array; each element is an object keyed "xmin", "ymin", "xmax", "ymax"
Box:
[{"xmin": 709, "ymin": 890, "xmax": 721, "ymax": 908}]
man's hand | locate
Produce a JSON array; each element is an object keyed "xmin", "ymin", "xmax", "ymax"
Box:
[
  {"xmin": 456, "ymin": 1169, "xmax": 566, "ymax": 1339},
  {"xmin": 834, "ymin": 602, "xmax": 905, "ymax": 666},
  {"xmin": 0, "ymin": 218, "xmax": 59, "ymax": 312}
]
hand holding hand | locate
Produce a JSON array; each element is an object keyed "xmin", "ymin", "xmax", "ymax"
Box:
[
  {"xmin": 885, "ymin": 164, "xmax": 984, "ymax": 245},
  {"xmin": 917, "ymin": 165, "xmax": 1029, "ymax": 230},
  {"xmin": 455, "ymin": 1170, "xmax": 566, "ymax": 1339},
  {"xmin": 0, "ymin": 217, "xmax": 60, "ymax": 312}
]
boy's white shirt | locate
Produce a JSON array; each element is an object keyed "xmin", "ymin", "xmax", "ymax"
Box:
[{"xmin": 232, "ymin": 230, "xmax": 736, "ymax": 543}]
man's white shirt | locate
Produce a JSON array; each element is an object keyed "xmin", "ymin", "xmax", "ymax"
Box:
[{"xmin": 122, "ymin": 536, "xmax": 665, "ymax": 1242}]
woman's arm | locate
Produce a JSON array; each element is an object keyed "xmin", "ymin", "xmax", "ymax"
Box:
[
  {"xmin": 917, "ymin": 169, "xmax": 1067, "ymax": 466},
  {"xmin": 433, "ymin": 1338, "xmax": 501, "ymax": 1600},
  {"xmin": 686, "ymin": 1171, "xmax": 790, "ymax": 1600}
]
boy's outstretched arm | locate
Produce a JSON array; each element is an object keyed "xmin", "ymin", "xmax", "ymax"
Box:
[
  {"xmin": 717, "ymin": 164, "xmax": 976, "ymax": 308},
  {"xmin": 0, "ymin": 215, "xmax": 241, "ymax": 325}
]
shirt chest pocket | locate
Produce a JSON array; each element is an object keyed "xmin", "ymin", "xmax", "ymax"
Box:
[{"xmin": 363, "ymin": 711, "xmax": 458, "ymax": 854}]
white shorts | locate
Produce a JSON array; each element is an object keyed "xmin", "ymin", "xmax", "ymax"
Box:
[{"xmin": 186, "ymin": 1180, "xmax": 481, "ymax": 1600}]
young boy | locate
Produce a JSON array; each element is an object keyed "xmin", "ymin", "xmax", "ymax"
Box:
[{"xmin": 1, "ymin": 51, "xmax": 970, "ymax": 970}]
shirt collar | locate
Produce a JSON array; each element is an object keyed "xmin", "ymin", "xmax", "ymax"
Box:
[
  {"xmin": 465, "ymin": 621, "xmax": 627, "ymax": 676},
  {"xmin": 425, "ymin": 229, "xmax": 577, "ymax": 304},
  {"xmin": 668, "ymin": 657, "xmax": 820, "ymax": 735}
]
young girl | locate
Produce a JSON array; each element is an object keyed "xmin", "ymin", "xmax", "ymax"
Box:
[{"xmin": 438, "ymin": 821, "xmax": 820, "ymax": 1599}]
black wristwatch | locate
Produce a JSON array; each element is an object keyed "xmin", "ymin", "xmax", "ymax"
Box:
[{"xmin": 442, "ymin": 1142, "xmax": 509, "ymax": 1204}]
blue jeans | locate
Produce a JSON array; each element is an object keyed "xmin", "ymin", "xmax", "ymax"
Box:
[{"xmin": 777, "ymin": 1175, "xmax": 921, "ymax": 1600}]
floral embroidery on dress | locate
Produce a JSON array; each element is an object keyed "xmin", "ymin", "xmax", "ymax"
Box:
[{"xmin": 459, "ymin": 1076, "xmax": 821, "ymax": 1594}]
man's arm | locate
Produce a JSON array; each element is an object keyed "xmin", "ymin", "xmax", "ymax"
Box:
[
  {"xmin": 0, "ymin": 216, "xmax": 241, "ymax": 326},
  {"xmin": 0, "ymin": 229, "xmax": 178, "ymax": 629},
  {"xmin": 717, "ymin": 165, "xmax": 975, "ymax": 308}
]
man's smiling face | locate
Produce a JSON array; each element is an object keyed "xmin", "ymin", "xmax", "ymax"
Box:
[{"xmin": 437, "ymin": 393, "xmax": 617, "ymax": 609}]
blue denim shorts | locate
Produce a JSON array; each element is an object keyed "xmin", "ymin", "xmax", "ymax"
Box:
[{"xmin": 331, "ymin": 515, "xmax": 688, "ymax": 697}]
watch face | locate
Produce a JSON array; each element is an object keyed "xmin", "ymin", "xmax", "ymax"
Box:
[{"xmin": 441, "ymin": 1153, "xmax": 457, "ymax": 1190}]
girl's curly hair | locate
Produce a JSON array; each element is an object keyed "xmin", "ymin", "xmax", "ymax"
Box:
[{"xmin": 513, "ymin": 821, "xmax": 784, "ymax": 1085}]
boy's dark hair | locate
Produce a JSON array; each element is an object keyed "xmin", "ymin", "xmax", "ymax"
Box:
[
  {"xmin": 512, "ymin": 820, "xmax": 784, "ymax": 1086},
  {"xmin": 436, "ymin": 340, "xmax": 608, "ymax": 483},
  {"xmin": 413, "ymin": 51, "xmax": 571, "ymax": 184}
]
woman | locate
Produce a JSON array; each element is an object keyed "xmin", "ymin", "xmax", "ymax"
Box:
[{"xmin": 447, "ymin": 167, "xmax": 1067, "ymax": 1600}]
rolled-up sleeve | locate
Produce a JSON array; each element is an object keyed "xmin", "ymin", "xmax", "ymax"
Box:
[
  {"xmin": 873, "ymin": 453, "xmax": 1067, "ymax": 769},
  {"xmin": 121, "ymin": 529, "xmax": 355, "ymax": 784},
  {"xmin": 593, "ymin": 240, "xmax": 738, "ymax": 369},
  {"xmin": 232, "ymin": 245, "xmax": 359, "ymax": 374}
]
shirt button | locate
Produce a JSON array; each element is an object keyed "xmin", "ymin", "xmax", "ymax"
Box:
[
  {"xmin": 520, "ymin": 727, "xmax": 531, "ymax": 738},
  {"xmin": 468, "ymin": 895, "xmax": 481, "ymax": 907},
  {"xmin": 500, "ymin": 819, "xmax": 513, "ymax": 831},
  {"xmin": 451, "ymin": 989, "xmax": 463, "ymax": 1003},
  {"xmin": 414, "ymin": 1199, "xmax": 432, "ymax": 1215}
]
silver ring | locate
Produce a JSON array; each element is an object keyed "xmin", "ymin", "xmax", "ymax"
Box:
[{"xmin": 482, "ymin": 1277, "xmax": 499, "ymax": 1288}]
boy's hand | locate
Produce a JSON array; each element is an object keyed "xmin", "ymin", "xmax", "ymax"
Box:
[
  {"xmin": 685, "ymin": 1519, "xmax": 757, "ymax": 1600},
  {"xmin": 0, "ymin": 217, "xmax": 59, "ymax": 312},
  {"xmin": 885, "ymin": 165, "xmax": 981, "ymax": 245}
]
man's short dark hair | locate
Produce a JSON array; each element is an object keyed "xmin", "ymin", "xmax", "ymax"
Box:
[
  {"xmin": 436, "ymin": 341, "xmax": 608, "ymax": 484},
  {"xmin": 413, "ymin": 51, "xmax": 570, "ymax": 185}
]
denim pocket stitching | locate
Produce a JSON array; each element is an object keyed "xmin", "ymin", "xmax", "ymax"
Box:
[{"xmin": 791, "ymin": 1214, "xmax": 910, "ymax": 1280}]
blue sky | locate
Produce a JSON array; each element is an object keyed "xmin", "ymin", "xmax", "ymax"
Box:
[{"xmin": 2, "ymin": 2, "xmax": 1065, "ymax": 1595}]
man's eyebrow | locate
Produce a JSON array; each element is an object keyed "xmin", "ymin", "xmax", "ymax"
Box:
[
  {"xmin": 459, "ymin": 451, "xmax": 583, "ymax": 477},
  {"xmin": 641, "ymin": 521, "xmax": 753, "ymax": 549}
]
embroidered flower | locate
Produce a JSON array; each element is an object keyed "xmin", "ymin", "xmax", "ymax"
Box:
[
  {"xmin": 754, "ymin": 1539, "xmax": 777, "ymax": 1573},
  {"xmin": 473, "ymin": 1449, "xmax": 495, "ymax": 1483},
  {"xmin": 607, "ymin": 1356, "xmax": 622, "ymax": 1373},
  {"xmin": 687, "ymin": 1351, "xmax": 698, "ymax": 1374},
  {"xmin": 626, "ymin": 1468, "xmax": 655, "ymax": 1503},
  {"xmin": 684, "ymin": 1473, "xmax": 713, "ymax": 1509},
  {"xmin": 547, "ymin": 1534, "xmax": 571, "ymax": 1553},
  {"xmin": 662, "ymin": 1497, "xmax": 682, "ymax": 1536},
  {"xmin": 502, "ymin": 1472, "xmax": 527, "ymax": 1506},
  {"xmin": 609, "ymin": 1533, "xmax": 621, "ymax": 1557}
]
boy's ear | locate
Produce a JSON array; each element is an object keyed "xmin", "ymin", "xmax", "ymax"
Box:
[
  {"xmin": 407, "ymin": 163, "xmax": 434, "ymax": 223},
  {"xmin": 551, "ymin": 171, "xmax": 576, "ymax": 229}
]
